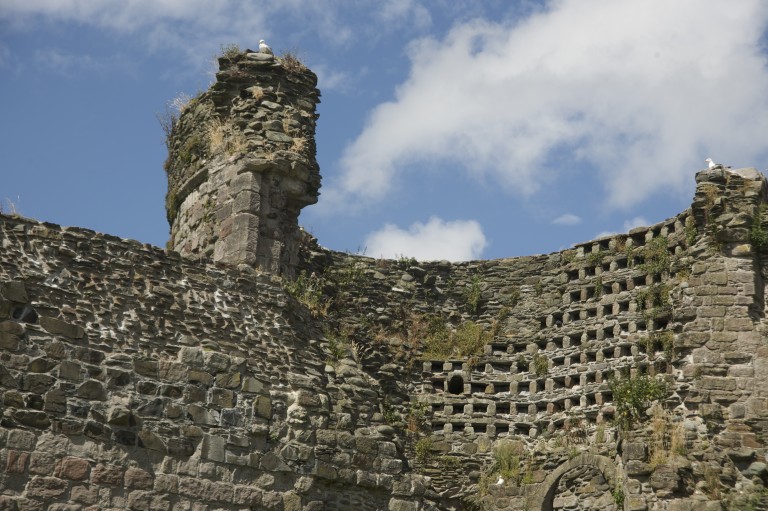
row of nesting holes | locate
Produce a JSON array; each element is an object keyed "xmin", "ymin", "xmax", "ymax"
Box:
[
  {"xmin": 431, "ymin": 411, "xmax": 613, "ymax": 434},
  {"xmin": 431, "ymin": 360, "xmax": 668, "ymax": 394},
  {"xmin": 431, "ymin": 391, "xmax": 613, "ymax": 416}
]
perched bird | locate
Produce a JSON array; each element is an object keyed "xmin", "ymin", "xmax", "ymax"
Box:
[
  {"xmin": 258, "ymin": 39, "xmax": 273, "ymax": 55},
  {"xmin": 495, "ymin": 476, "xmax": 504, "ymax": 486},
  {"xmin": 705, "ymin": 158, "xmax": 717, "ymax": 169}
]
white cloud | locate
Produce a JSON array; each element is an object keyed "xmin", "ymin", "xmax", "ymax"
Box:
[
  {"xmin": 364, "ymin": 216, "xmax": 487, "ymax": 261},
  {"xmin": 376, "ymin": 0, "xmax": 432, "ymax": 30},
  {"xmin": 553, "ymin": 213, "xmax": 581, "ymax": 226},
  {"xmin": 328, "ymin": 0, "xmax": 768, "ymax": 210}
]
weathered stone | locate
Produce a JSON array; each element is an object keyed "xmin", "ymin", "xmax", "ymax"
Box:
[
  {"xmin": 55, "ymin": 457, "xmax": 90, "ymax": 480},
  {"xmin": 25, "ymin": 476, "xmax": 67, "ymax": 499},
  {"xmin": 91, "ymin": 463, "xmax": 123, "ymax": 486},
  {"xmin": 39, "ymin": 316, "xmax": 84, "ymax": 339}
]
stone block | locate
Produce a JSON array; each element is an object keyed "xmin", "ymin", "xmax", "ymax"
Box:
[
  {"xmin": 209, "ymin": 388, "xmax": 234, "ymax": 408},
  {"xmin": 55, "ymin": 457, "xmax": 90, "ymax": 480},
  {"xmin": 76, "ymin": 380, "xmax": 107, "ymax": 401},
  {"xmin": 13, "ymin": 410, "xmax": 50, "ymax": 429},
  {"xmin": 202, "ymin": 434, "xmax": 226, "ymax": 462},
  {"xmin": 188, "ymin": 370, "xmax": 212, "ymax": 386},
  {"xmin": 215, "ymin": 372, "xmax": 241, "ymax": 389},
  {"xmin": 254, "ymin": 396, "xmax": 272, "ymax": 419},
  {"xmin": 125, "ymin": 467, "xmax": 154, "ymax": 489},
  {"xmin": 5, "ymin": 450, "xmax": 29, "ymax": 473},
  {"xmin": 39, "ymin": 316, "xmax": 84, "ymax": 339},
  {"xmin": 389, "ymin": 498, "xmax": 419, "ymax": 511},
  {"xmin": 25, "ymin": 476, "xmax": 67, "ymax": 500},
  {"xmin": 7, "ymin": 429, "xmax": 36, "ymax": 450},
  {"xmin": 623, "ymin": 441, "xmax": 647, "ymax": 461},
  {"xmin": 158, "ymin": 361, "xmax": 187, "ymax": 382},
  {"xmin": 91, "ymin": 463, "xmax": 123, "ymax": 486},
  {"xmin": 626, "ymin": 494, "xmax": 647, "ymax": 511},
  {"xmin": 28, "ymin": 452, "xmax": 56, "ymax": 475}
]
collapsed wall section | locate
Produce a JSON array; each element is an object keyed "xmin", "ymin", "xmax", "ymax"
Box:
[{"xmin": 164, "ymin": 50, "xmax": 321, "ymax": 276}]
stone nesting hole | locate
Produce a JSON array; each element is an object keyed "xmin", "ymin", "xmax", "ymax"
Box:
[{"xmin": 447, "ymin": 374, "xmax": 464, "ymax": 395}]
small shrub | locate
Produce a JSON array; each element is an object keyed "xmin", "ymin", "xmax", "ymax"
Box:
[
  {"xmin": 279, "ymin": 50, "xmax": 308, "ymax": 73},
  {"xmin": 325, "ymin": 329, "xmax": 351, "ymax": 364},
  {"xmin": 609, "ymin": 373, "xmax": 669, "ymax": 429},
  {"xmin": 207, "ymin": 117, "xmax": 248, "ymax": 156},
  {"xmin": 439, "ymin": 455, "xmax": 461, "ymax": 470},
  {"xmin": 750, "ymin": 203, "xmax": 768, "ymax": 251},
  {"xmin": 612, "ymin": 486, "xmax": 625, "ymax": 507},
  {"xmin": 464, "ymin": 275, "xmax": 483, "ymax": 314},
  {"xmin": 508, "ymin": 285, "xmax": 521, "ymax": 307},
  {"xmin": 422, "ymin": 320, "xmax": 489, "ymax": 361},
  {"xmin": 641, "ymin": 236, "xmax": 670, "ymax": 275},
  {"xmin": 592, "ymin": 277, "xmax": 602, "ymax": 298},
  {"xmin": 516, "ymin": 355, "xmax": 528, "ymax": 372},
  {"xmin": 284, "ymin": 271, "xmax": 327, "ymax": 317},
  {"xmin": 407, "ymin": 401, "xmax": 429, "ymax": 433},
  {"xmin": 491, "ymin": 440, "xmax": 523, "ymax": 483},
  {"xmin": 587, "ymin": 249, "xmax": 602, "ymax": 266},
  {"xmin": 414, "ymin": 437, "xmax": 434, "ymax": 464},
  {"xmin": 219, "ymin": 43, "xmax": 241, "ymax": 60},
  {"xmin": 684, "ymin": 216, "xmax": 697, "ymax": 247},
  {"xmin": 532, "ymin": 353, "xmax": 549, "ymax": 376}
]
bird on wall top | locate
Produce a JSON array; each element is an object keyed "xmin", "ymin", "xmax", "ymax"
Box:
[
  {"xmin": 259, "ymin": 40, "xmax": 273, "ymax": 55},
  {"xmin": 706, "ymin": 158, "xmax": 718, "ymax": 169}
]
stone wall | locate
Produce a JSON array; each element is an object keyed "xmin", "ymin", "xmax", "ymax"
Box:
[
  {"xmin": 165, "ymin": 49, "xmax": 321, "ymax": 276},
  {"xmin": 2, "ymin": 168, "xmax": 768, "ymax": 510},
  {"xmin": 0, "ymin": 215, "xmax": 431, "ymax": 510},
  {"xmin": 293, "ymin": 166, "xmax": 768, "ymax": 509}
]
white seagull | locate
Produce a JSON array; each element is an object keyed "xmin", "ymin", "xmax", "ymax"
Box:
[
  {"xmin": 705, "ymin": 158, "xmax": 719, "ymax": 169},
  {"xmin": 258, "ymin": 39, "xmax": 273, "ymax": 55},
  {"xmin": 495, "ymin": 476, "xmax": 504, "ymax": 485}
]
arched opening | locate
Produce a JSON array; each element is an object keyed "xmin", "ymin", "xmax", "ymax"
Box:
[
  {"xmin": 447, "ymin": 375, "xmax": 464, "ymax": 395},
  {"xmin": 529, "ymin": 454, "xmax": 619, "ymax": 511}
]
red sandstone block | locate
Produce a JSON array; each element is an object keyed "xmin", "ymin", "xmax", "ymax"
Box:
[
  {"xmin": 55, "ymin": 457, "xmax": 90, "ymax": 481},
  {"xmin": 5, "ymin": 450, "xmax": 29, "ymax": 473}
]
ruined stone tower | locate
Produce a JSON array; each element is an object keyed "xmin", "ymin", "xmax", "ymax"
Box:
[{"xmin": 164, "ymin": 49, "xmax": 321, "ymax": 276}]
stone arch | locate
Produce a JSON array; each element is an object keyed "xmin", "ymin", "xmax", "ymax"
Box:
[{"xmin": 528, "ymin": 454, "xmax": 619, "ymax": 511}]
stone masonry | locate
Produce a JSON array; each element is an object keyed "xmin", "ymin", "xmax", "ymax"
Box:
[
  {"xmin": 1, "ymin": 51, "xmax": 768, "ymax": 510},
  {"xmin": 165, "ymin": 49, "xmax": 320, "ymax": 276}
]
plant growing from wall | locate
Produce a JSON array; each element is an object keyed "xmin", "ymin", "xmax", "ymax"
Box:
[
  {"xmin": 640, "ymin": 236, "xmax": 670, "ymax": 275},
  {"xmin": 608, "ymin": 372, "xmax": 669, "ymax": 429},
  {"xmin": 279, "ymin": 50, "xmax": 308, "ymax": 73},
  {"xmin": 684, "ymin": 216, "xmax": 698, "ymax": 247},
  {"xmin": 464, "ymin": 275, "xmax": 483, "ymax": 314},
  {"xmin": 284, "ymin": 271, "xmax": 327, "ymax": 317},
  {"xmin": 749, "ymin": 203, "xmax": 768, "ymax": 251},
  {"xmin": 587, "ymin": 248, "xmax": 603, "ymax": 266},
  {"xmin": 636, "ymin": 283, "xmax": 671, "ymax": 322},
  {"xmin": 414, "ymin": 436, "xmax": 434, "ymax": 464},
  {"xmin": 421, "ymin": 320, "xmax": 489, "ymax": 362},
  {"xmin": 532, "ymin": 353, "xmax": 549, "ymax": 376},
  {"xmin": 612, "ymin": 486, "xmax": 625, "ymax": 507},
  {"xmin": 592, "ymin": 276, "xmax": 603, "ymax": 298},
  {"xmin": 406, "ymin": 401, "xmax": 429, "ymax": 433}
]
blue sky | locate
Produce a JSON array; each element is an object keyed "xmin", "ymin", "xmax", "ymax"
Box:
[{"xmin": 2, "ymin": 1, "xmax": 768, "ymax": 261}]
